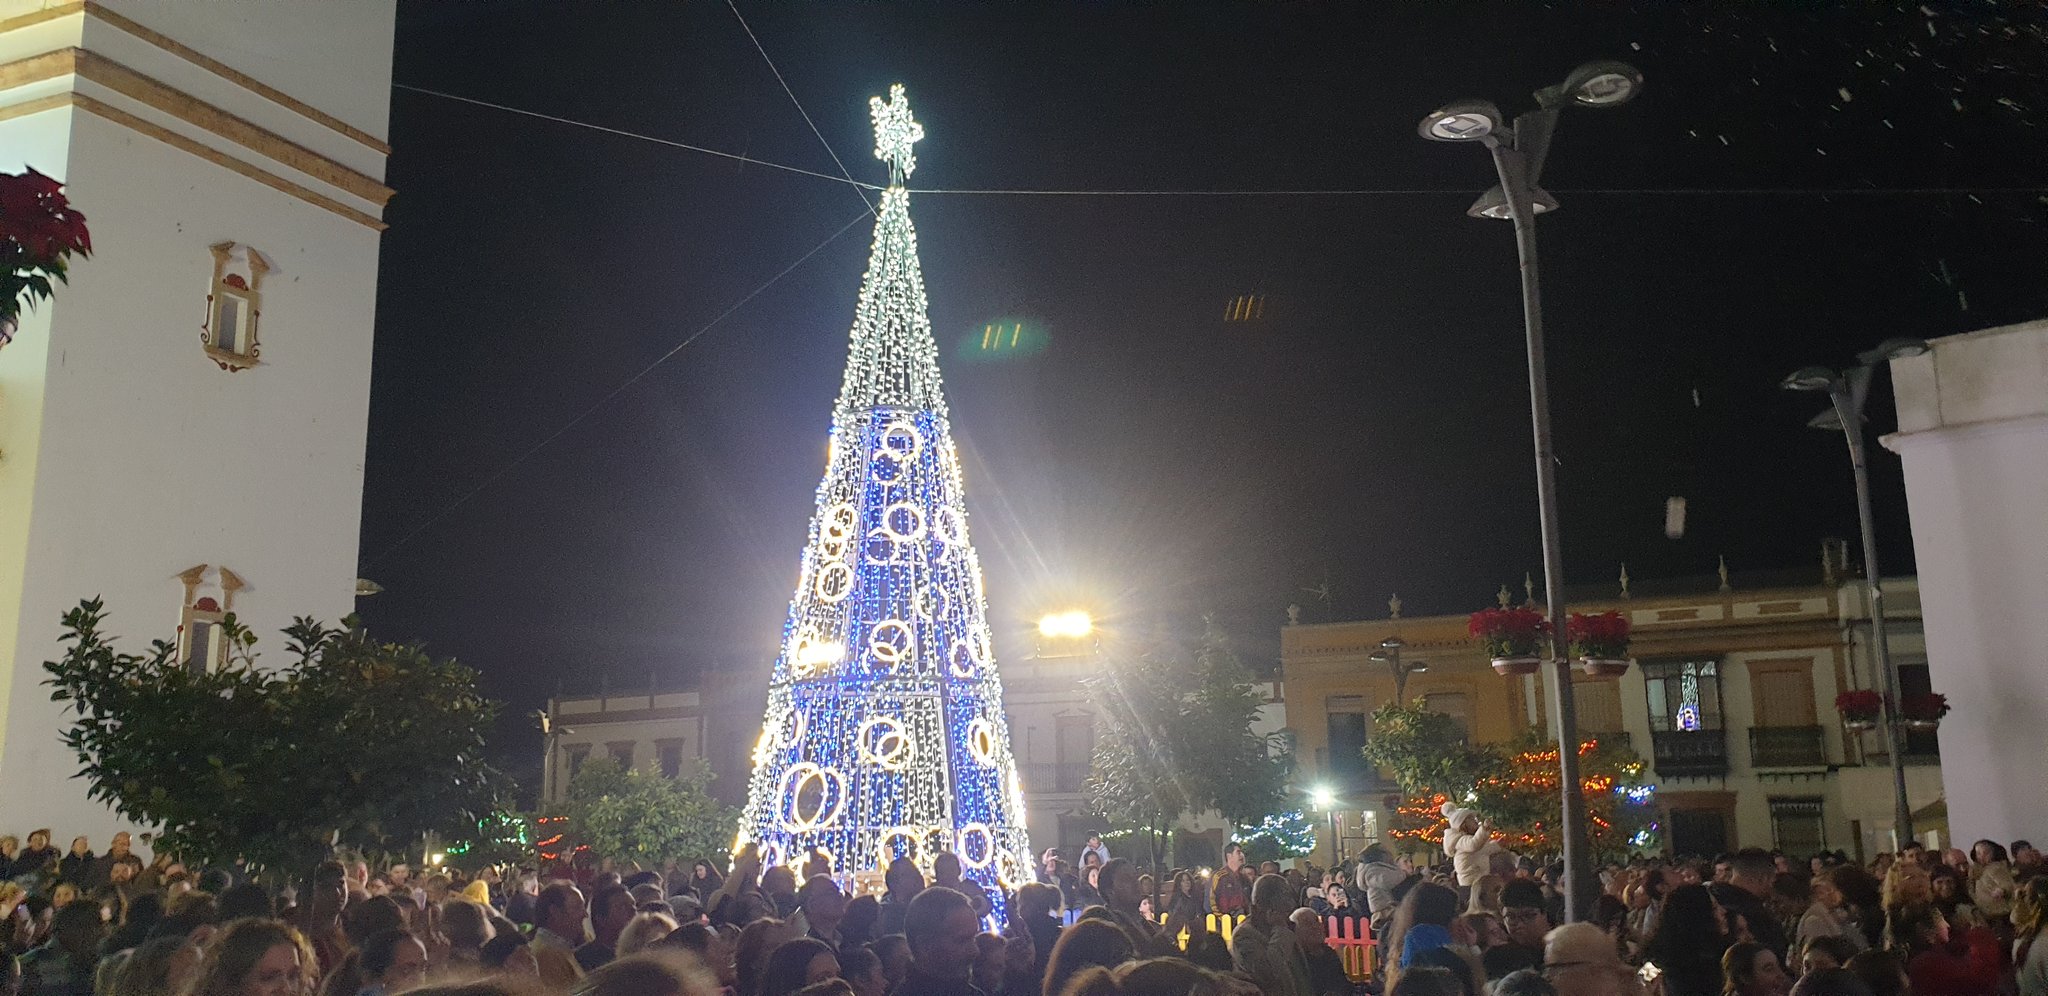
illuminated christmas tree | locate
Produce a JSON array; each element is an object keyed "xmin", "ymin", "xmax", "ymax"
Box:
[{"xmin": 735, "ymin": 86, "xmax": 1031, "ymax": 912}]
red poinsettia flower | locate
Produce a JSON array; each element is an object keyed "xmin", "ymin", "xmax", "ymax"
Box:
[
  {"xmin": 1469, "ymin": 606, "xmax": 1551, "ymax": 659},
  {"xmin": 1835, "ymin": 690, "xmax": 1885, "ymax": 719},
  {"xmin": 1567, "ymin": 610, "xmax": 1632, "ymax": 659},
  {"xmin": 1900, "ymin": 691, "xmax": 1949, "ymax": 722},
  {"xmin": 1, "ymin": 168, "xmax": 91, "ymax": 262}
]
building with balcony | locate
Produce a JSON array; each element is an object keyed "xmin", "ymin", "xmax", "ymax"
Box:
[
  {"xmin": 538, "ymin": 660, "xmax": 770, "ymax": 808},
  {"xmin": 1004, "ymin": 630, "xmax": 1287, "ymax": 862},
  {"xmin": 1280, "ymin": 567, "xmax": 1947, "ymax": 863}
]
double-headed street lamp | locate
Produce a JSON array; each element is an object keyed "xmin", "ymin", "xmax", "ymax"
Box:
[
  {"xmin": 1370, "ymin": 636, "xmax": 1430, "ymax": 704},
  {"xmin": 1781, "ymin": 337, "xmax": 1930, "ymax": 846},
  {"xmin": 1418, "ymin": 59, "xmax": 1644, "ymax": 923}
]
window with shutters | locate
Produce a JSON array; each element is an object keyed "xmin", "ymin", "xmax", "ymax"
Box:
[
  {"xmin": 1770, "ymin": 797, "xmax": 1827, "ymax": 856},
  {"xmin": 1326, "ymin": 695, "xmax": 1369, "ymax": 788},
  {"xmin": 1054, "ymin": 714, "xmax": 1093, "ymax": 792},
  {"xmin": 1747, "ymin": 660, "xmax": 1824, "ymax": 767},
  {"xmin": 1573, "ymin": 678, "xmax": 1626, "ymax": 733}
]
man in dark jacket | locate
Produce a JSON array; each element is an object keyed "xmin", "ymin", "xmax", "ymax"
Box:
[{"xmin": 1711, "ymin": 848, "xmax": 1789, "ymax": 965}]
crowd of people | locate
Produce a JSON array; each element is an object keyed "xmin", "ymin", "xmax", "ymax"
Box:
[{"xmin": 2, "ymin": 824, "xmax": 2045, "ymax": 996}]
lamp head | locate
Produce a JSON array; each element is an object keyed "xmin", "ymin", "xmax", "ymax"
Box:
[
  {"xmin": 1780, "ymin": 367, "xmax": 1841, "ymax": 393},
  {"xmin": 1311, "ymin": 786, "xmax": 1335, "ymax": 809},
  {"xmin": 1560, "ymin": 60, "xmax": 1644, "ymax": 108},
  {"xmin": 1873, "ymin": 337, "xmax": 1931, "ymax": 361},
  {"xmin": 1468, "ymin": 184, "xmax": 1560, "ymax": 220},
  {"xmin": 1419, "ymin": 99, "xmax": 1504, "ymax": 141},
  {"xmin": 1408, "ymin": 660, "xmax": 1431, "ymax": 673}
]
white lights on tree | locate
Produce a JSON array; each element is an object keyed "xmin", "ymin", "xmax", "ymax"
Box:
[{"xmin": 736, "ymin": 85, "xmax": 1030, "ymax": 915}]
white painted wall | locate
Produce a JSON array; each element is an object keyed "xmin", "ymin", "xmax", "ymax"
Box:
[
  {"xmin": 1884, "ymin": 319, "xmax": 2048, "ymax": 846},
  {"xmin": 0, "ymin": 1, "xmax": 392, "ymax": 841}
]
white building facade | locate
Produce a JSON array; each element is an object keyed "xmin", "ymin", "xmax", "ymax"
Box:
[
  {"xmin": 1884, "ymin": 319, "xmax": 2048, "ymax": 847},
  {"xmin": 0, "ymin": 0, "xmax": 394, "ymax": 838}
]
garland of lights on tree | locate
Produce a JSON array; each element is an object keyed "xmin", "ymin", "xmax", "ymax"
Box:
[{"xmin": 735, "ymin": 86, "xmax": 1031, "ymax": 914}]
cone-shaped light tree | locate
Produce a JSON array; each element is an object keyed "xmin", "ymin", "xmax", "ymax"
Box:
[{"xmin": 735, "ymin": 86, "xmax": 1030, "ymax": 914}]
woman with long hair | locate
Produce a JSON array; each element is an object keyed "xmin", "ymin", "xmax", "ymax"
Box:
[
  {"xmin": 1162, "ymin": 871, "xmax": 1205, "ymax": 940},
  {"xmin": 2012, "ymin": 876, "xmax": 2048, "ymax": 996},
  {"xmin": 319, "ymin": 927, "xmax": 428, "ymax": 996},
  {"xmin": 1795, "ymin": 869, "xmax": 1869, "ymax": 962},
  {"xmin": 1890, "ymin": 902, "xmax": 2004, "ymax": 996},
  {"xmin": 1643, "ymin": 884, "xmax": 1732, "ymax": 996},
  {"xmin": 690, "ymin": 861, "xmax": 725, "ymax": 903},
  {"xmin": 733, "ymin": 918, "xmax": 797, "ymax": 996},
  {"xmin": 184, "ymin": 919, "xmax": 320, "ymax": 996},
  {"xmin": 1968, "ymin": 839, "xmax": 2017, "ymax": 924},
  {"xmin": 1720, "ymin": 941, "xmax": 1792, "ymax": 996},
  {"xmin": 758, "ymin": 938, "xmax": 839, "ymax": 996},
  {"xmin": 1466, "ymin": 875, "xmax": 1505, "ymax": 916},
  {"xmin": 1042, "ymin": 918, "xmax": 1135, "ymax": 996}
]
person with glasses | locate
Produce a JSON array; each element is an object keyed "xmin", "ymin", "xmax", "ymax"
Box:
[{"xmin": 1484, "ymin": 880, "xmax": 1553, "ymax": 982}]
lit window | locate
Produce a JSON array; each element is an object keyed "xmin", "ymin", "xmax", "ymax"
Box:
[
  {"xmin": 202, "ymin": 241, "xmax": 269, "ymax": 371},
  {"xmin": 1643, "ymin": 659, "xmax": 1723, "ymax": 732}
]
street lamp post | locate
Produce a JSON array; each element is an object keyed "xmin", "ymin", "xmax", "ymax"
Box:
[
  {"xmin": 1313, "ymin": 785, "xmax": 1339, "ymax": 864},
  {"xmin": 1781, "ymin": 337, "xmax": 1930, "ymax": 846},
  {"xmin": 1418, "ymin": 60, "xmax": 1643, "ymax": 923},
  {"xmin": 1369, "ymin": 636, "xmax": 1430, "ymax": 705}
]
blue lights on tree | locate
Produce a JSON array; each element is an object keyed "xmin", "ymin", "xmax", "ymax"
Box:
[{"xmin": 735, "ymin": 86, "xmax": 1031, "ymax": 914}]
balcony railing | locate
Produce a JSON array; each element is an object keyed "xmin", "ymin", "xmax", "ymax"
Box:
[
  {"xmin": 1750, "ymin": 725, "xmax": 1828, "ymax": 768},
  {"xmin": 1585, "ymin": 730, "xmax": 1633, "ymax": 752},
  {"xmin": 1651, "ymin": 729, "xmax": 1729, "ymax": 778},
  {"xmin": 1022, "ymin": 763, "xmax": 1091, "ymax": 794}
]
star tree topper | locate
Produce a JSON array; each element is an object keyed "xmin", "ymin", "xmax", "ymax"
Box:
[{"xmin": 870, "ymin": 83, "xmax": 923, "ymax": 184}]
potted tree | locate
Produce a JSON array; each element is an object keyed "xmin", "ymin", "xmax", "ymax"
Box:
[
  {"xmin": 1835, "ymin": 690, "xmax": 1885, "ymax": 732},
  {"xmin": 1, "ymin": 166, "xmax": 93, "ymax": 350},
  {"xmin": 1569, "ymin": 610, "xmax": 1633, "ymax": 677},
  {"xmin": 1900, "ymin": 692, "xmax": 1949, "ymax": 731},
  {"xmin": 1470, "ymin": 606, "xmax": 1549, "ymax": 676}
]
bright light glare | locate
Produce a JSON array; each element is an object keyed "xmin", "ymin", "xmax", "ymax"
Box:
[
  {"xmin": 1311, "ymin": 785, "xmax": 1335, "ymax": 809},
  {"xmin": 1038, "ymin": 611, "xmax": 1093, "ymax": 639}
]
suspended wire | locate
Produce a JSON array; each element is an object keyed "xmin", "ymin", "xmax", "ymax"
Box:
[
  {"xmin": 386, "ymin": 86, "xmax": 2045, "ymax": 198},
  {"xmin": 391, "ymin": 83, "xmax": 884, "ymax": 189},
  {"xmin": 725, "ymin": 0, "xmax": 878, "ymax": 217},
  {"xmin": 362, "ymin": 208, "xmax": 873, "ymax": 570}
]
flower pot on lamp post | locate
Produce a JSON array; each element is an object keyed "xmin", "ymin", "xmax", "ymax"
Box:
[
  {"xmin": 1835, "ymin": 690, "xmax": 1885, "ymax": 732},
  {"xmin": 1470, "ymin": 606, "xmax": 1549, "ymax": 676},
  {"xmin": 1569, "ymin": 610, "xmax": 1633, "ymax": 677}
]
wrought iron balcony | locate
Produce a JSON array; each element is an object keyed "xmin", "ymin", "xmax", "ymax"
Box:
[
  {"xmin": 1651, "ymin": 729, "xmax": 1729, "ymax": 778},
  {"xmin": 1750, "ymin": 725, "xmax": 1828, "ymax": 768},
  {"xmin": 1022, "ymin": 763, "xmax": 1092, "ymax": 794}
]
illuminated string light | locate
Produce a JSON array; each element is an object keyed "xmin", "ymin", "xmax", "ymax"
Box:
[{"xmin": 737, "ymin": 85, "xmax": 1030, "ymax": 921}]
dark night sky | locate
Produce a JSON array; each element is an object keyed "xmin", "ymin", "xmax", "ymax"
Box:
[{"xmin": 356, "ymin": 2, "xmax": 2048, "ymax": 772}]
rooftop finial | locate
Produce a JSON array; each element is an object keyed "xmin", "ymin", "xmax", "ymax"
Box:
[{"xmin": 869, "ymin": 83, "xmax": 923, "ymax": 184}]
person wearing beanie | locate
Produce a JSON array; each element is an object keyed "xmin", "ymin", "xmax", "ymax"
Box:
[{"xmin": 1441, "ymin": 802, "xmax": 1507, "ymax": 890}]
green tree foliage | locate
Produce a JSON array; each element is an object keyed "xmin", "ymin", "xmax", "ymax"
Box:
[
  {"xmin": 1085, "ymin": 618, "xmax": 1291, "ymax": 865},
  {"xmin": 1363, "ymin": 699, "xmax": 1652, "ymax": 859},
  {"xmin": 565, "ymin": 756, "xmax": 737, "ymax": 870},
  {"xmin": 43, "ymin": 599, "xmax": 508, "ymax": 876}
]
